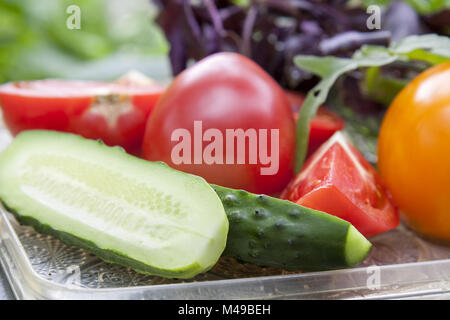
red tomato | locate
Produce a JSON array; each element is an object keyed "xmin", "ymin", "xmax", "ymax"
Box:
[
  {"xmin": 0, "ymin": 79, "xmax": 165, "ymax": 156},
  {"xmin": 142, "ymin": 53, "xmax": 296, "ymax": 195},
  {"xmin": 285, "ymin": 91, "xmax": 345, "ymax": 156},
  {"xmin": 281, "ymin": 132, "xmax": 399, "ymax": 238}
]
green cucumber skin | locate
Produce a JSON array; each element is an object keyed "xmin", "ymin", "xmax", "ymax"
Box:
[
  {"xmin": 0, "ymin": 130, "xmax": 228, "ymax": 279},
  {"xmin": 213, "ymin": 184, "xmax": 370, "ymax": 271},
  {"xmin": 0, "ymin": 130, "xmax": 369, "ymax": 275},
  {"xmin": 5, "ymin": 204, "xmax": 201, "ymax": 278},
  {"xmin": 6, "ymin": 186, "xmax": 368, "ymax": 274}
]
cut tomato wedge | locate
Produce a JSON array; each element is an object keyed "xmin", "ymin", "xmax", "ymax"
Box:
[
  {"xmin": 0, "ymin": 77, "xmax": 165, "ymax": 156},
  {"xmin": 281, "ymin": 132, "xmax": 399, "ymax": 238},
  {"xmin": 285, "ymin": 90, "xmax": 345, "ymax": 156}
]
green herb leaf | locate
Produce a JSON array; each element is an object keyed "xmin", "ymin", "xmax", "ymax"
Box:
[
  {"xmin": 231, "ymin": 0, "xmax": 250, "ymax": 7},
  {"xmin": 362, "ymin": 0, "xmax": 450, "ymax": 14},
  {"xmin": 364, "ymin": 66, "xmax": 409, "ymax": 106},
  {"xmin": 293, "ymin": 34, "xmax": 450, "ymax": 172}
]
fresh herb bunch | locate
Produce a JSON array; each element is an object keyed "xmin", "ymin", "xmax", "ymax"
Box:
[
  {"xmin": 151, "ymin": 2, "xmax": 450, "ymax": 169},
  {"xmin": 293, "ymin": 34, "xmax": 450, "ymax": 170},
  {"xmin": 152, "ymin": 0, "xmax": 449, "ymax": 91},
  {"xmin": 152, "ymin": 0, "xmax": 391, "ymax": 90}
]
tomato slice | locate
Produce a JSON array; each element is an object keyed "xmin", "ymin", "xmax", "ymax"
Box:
[
  {"xmin": 0, "ymin": 79, "xmax": 165, "ymax": 156},
  {"xmin": 281, "ymin": 132, "xmax": 399, "ymax": 238},
  {"xmin": 285, "ymin": 90, "xmax": 345, "ymax": 156}
]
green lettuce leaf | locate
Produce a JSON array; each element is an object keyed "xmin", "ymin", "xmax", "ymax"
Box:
[
  {"xmin": 362, "ymin": 0, "xmax": 450, "ymax": 14},
  {"xmin": 293, "ymin": 34, "xmax": 450, "ymax": 172}
]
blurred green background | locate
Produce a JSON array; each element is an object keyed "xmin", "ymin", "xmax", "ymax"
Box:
[{"xmin": 0, "ymin": 0, "xmax": 170, "ymax": 84}]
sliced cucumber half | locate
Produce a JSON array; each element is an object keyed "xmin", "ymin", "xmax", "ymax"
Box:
[{"xmin": 0, "ymin": 130, "xmax": 229, "ymax": 278}]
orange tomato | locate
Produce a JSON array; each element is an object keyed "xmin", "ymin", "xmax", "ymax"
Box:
[{"xmin": 378, "ymin": 62, "xmax": 450, "ymax": 243}]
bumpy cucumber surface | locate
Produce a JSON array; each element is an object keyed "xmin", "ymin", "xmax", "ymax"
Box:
[
  {"xmin": 0, "ymin": 130, "xmax": 229, "ymax": 279},
  {"xmin": 213, "ymin": 185, "xmax": 372, "ymax": 271}
]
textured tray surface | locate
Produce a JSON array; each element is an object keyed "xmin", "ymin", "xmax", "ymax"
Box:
[
  {"xmin": 0, "ymin": 126, "xmax": 448, "ymax": 299},
  {"xmin": 10, "ymin": 213, "xmax": 450, "ymax": 290}
]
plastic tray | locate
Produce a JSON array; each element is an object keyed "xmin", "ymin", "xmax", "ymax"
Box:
[{"xmin": 0, "ymin": 129, "xmax": 449, "ymax": 300}]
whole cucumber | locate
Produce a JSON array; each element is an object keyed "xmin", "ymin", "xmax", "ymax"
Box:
[
  {"xmin": 213, "ymin": 184, "xmax": 372, "ymax": 271},
  {"xmin": 0, "ymin": 130, "xmax": 371, "ymax": 275}
]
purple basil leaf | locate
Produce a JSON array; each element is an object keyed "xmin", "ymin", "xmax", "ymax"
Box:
[
  {"xmin": 319, "ymin": 31, "xmax": 391, "ymax": 55},
  {"xmin": 150, "ymin": 0, "xmax": 448, "ymax": 102},
  {"xmin": 383, "ymin": 1, "xmax": 429, "ymax": 42}
]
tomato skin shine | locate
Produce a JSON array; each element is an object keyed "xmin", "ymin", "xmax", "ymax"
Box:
[
  {"xmin": 378, "ymin": 62, "xmax": 450, "ymax": 243},
  {"xmin": 142, "ymin": 53, "xmax": 296, "ymax": 195}
]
